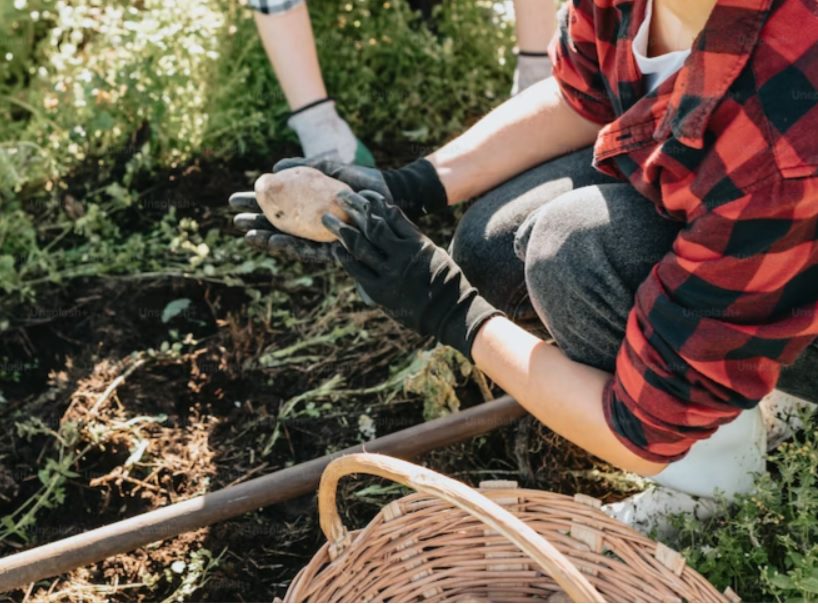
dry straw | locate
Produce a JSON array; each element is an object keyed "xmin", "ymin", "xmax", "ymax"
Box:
[{"xmin": 285, "ymin": 453, "xmax": 733, "ymax": 603}]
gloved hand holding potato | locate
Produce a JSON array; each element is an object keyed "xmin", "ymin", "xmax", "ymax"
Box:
[
  {"xmin": 253, "ymin": 166, "xmax": 353, "ymax": 242},
  {"xmin": 229, "ymin": 166, "xmax": 354, "ymax": 263},
  {"xmin": 230, "ymin": 154, "xmax": 449, "ymax": 262}
]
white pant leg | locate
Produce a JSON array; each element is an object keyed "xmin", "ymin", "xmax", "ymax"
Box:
[
  {"xmin": 603, "ymin": 408, "xmax": 765, "ymax": 535},
  {"xmin": 604, "ymin": 392, "xmax": 816, "ymax": 535},
  {"xmin": 653, "ymin": 407, "xmax": 766, "ymax": 499}
]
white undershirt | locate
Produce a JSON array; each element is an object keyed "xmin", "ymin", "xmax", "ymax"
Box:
[{"xmin": 632, "ymin": 0, "xmax": 691, "ymax": 92}]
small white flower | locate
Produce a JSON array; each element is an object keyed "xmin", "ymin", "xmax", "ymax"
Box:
[{"xmin": 358, "ymin": 414, "xmax": 376, "ymax": 440}]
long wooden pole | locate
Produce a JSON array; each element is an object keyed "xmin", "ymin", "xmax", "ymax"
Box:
[{"xmin": 0, "ymin": 396, "xmax": 525, "ymax": 592}]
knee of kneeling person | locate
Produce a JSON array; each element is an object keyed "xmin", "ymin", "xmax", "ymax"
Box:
[
  {"xmin": 520, "ymin": 202, "xmax": 589, "ymax": 316},
  {"xmin": 516, "ymin": 192, "xmax": 599, "ymax": 279},
  {"xmin": 449, "ymin": 208, "xmax": 513, "ymax": 295},
  {"xmin": 519, "ymin": 198, "xmax": 628, "ymax": 371}
]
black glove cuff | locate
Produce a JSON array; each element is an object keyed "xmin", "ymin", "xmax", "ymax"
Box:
[
  {"xmin": 439, "ymin": 289, "xmax": 505, "ymax": 362},
  {"xmin": 463, "ymin": 296, "xmax": 505, "ymax": 362},
  {"xmin": 382, "ymin": 159, "xmax": 448, "ymax": 220}
]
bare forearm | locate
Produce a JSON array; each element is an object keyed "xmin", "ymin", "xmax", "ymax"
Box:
[
  {"xmin": 471, "ymin": 316, "xmax": 667, "ymax": 476},
  {"xmin": 254, "ymin": 5, "xmax": 326, "ymax": 111},
  {"xmin": 427, "ymin": 78, "xmax": 602, "ymax": 203},
  {"xmin": 513, "ymin": 0, "xmax": 557, "ymax": 52}
]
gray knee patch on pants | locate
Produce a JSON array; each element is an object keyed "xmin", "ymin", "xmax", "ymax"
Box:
[
  {"xmin": 449, "ymin": 148, "xmax": 618, "ymax": 320},
  {"xmin": 521, "ymin": 184, "xmax": 681, "ymax": 372}
]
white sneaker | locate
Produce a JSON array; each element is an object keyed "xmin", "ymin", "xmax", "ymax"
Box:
[
  {"xmin": 603, "ymin": 407, "xmax": 765, "ymax": 534},
  {"xmin": 604, "ymin": 391, "xmax": 814, "ymax": 535},
  {"xmin": 602, "ymin": 485, "xmax": 720, "ymax": 540}
]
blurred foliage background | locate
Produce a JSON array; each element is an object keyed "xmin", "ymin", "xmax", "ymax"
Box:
[{"xmin": 0, "ymin": 0, "xmax": 514, "ymax": 306}]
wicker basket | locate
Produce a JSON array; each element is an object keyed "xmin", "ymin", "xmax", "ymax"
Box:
[{"xmin": 285, "ymin": 454, "xmax": 733, "ymax": 603}]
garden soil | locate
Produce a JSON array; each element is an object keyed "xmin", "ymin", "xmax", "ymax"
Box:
[{"xmin": 0, "ymin": 150, "xmax": 633, "ymax": 602}]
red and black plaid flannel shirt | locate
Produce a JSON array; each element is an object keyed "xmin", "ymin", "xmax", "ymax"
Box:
[{"xmin": 551, "ymin": 0, "xmax": 818, "ymax": 462}]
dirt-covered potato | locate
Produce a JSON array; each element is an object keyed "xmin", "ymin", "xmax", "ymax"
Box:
[{"xmin": 254, "ymin": 167, "xmax": 351, "ymax": 242}]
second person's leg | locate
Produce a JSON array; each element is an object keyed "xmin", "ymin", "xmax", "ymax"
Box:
[{"xmin": 449, "ymin": 147, "xmax": 618, "ymax": 324}]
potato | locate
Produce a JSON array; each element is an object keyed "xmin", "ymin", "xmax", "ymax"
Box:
[{"xmin": 254, "ymin": 166, "xmax": 351, "ymax": 242}]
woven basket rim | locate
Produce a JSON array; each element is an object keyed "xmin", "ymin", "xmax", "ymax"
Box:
[{"xmin": 284, "ymin": 454, "xmax": 732, "ymax": 603}]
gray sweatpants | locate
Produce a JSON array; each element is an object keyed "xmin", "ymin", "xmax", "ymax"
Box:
[{"xmin": 450, "ymin": 148, "xmax": 818, "ymax": 402}]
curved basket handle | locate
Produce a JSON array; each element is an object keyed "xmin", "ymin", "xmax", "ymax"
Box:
[{"xmin": 318, "ymin": 453, "xmax": 605, "ymax": 603}]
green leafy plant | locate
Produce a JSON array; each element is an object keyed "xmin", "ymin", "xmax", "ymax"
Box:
[
  {"xmin": 1, "ymin": 418, "xmax": 81, "ymax": 542},
  {"xmin": 0, "ymin": 0, "xmax": 515, "ymax": 320},
  {"xmin": 162, "ymin": 548, "xmax": 225, "ymax": 603},
  {"xmin": 205, "ymin": 0, "xmax": 515, "ymax": 158},
  {"xmin": 670, "ymin": 416, "xmax": 818, "ymax": 601}
]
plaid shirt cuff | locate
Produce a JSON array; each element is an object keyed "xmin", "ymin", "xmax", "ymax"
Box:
[
  {"xmin": 602, "ymin": 377, "xmax": 702, "ymax": 464},
  {"xmin": 549, "ymin": 3, "xmax": 617, "ymax": 126}
]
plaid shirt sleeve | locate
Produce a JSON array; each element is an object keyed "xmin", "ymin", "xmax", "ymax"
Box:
[
  {"xmin": 605, "ymin": 174, "xmax": 818, "ymax": 462},
  {"xmin": 546, "ymin": 0, "xmax": 818, "ymax": 462},
  {"xmin": 550, "ymin": 0, "xmax": 617, "ymax": 125}
]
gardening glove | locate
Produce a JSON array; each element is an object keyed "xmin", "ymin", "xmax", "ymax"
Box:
[
  {"xmin": 286, "ymin": 98, "xmax": 376, "ymax": 167},
  {"xmin": 322, "ymin": 189, "xmax": 503, "ymax": 360},
  {"xmin": 273, "ymin": 156, "xmax": 448, "ymax": 221},
  {"xmin": 229, "ymin": 190, "xmax": 336, "ymax": 264},
  {"xmin": 511, "ymin": 51, "xmax": 553, "ymax": 96}
]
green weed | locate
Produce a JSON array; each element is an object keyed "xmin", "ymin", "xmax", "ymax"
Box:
[
  {"xmin": 1, "ymin": 417, "xmax": 82, "ymax": 543},
  {"xmin": 162, "ymin": 548, "xmax": 225, "ymax": 603},
  {"xmin": 670, "ymin": 417, "xmax": 818, "ymax": 601}
]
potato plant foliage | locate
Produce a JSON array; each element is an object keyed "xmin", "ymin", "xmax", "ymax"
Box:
[
  {"xmin": 670, "ymin": 418, "xmax": 818, "ymax": 602},
  {"xmin": 2, "ymin": 0, "xmax": 817, "ymax": 601}
]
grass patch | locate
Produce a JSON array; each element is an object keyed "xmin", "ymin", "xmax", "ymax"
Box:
[
  {"xmin": 670, "ymin": 416, "xmax": 818, "ymax": 601},
  {"xmin": 0, "ymin": 0, "xmax": 513, "ymax": 310}
]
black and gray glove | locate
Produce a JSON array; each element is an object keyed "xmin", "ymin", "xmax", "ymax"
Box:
[
  {"xmin": 228, "ymin": 190, "xmax": 336, "ymax": 264},
  {"xmin": 323, "ymin": 189, "xmax": 502, "ymax": 360},
  {"xmin": 230, "ymin": 156, "xmax": 447, "ymax": 262}
]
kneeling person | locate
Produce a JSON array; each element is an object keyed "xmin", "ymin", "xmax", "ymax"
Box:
[{"xmin": 232, "ymin": 0, "xmax": 818, "ymax": 526}]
